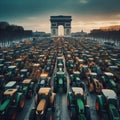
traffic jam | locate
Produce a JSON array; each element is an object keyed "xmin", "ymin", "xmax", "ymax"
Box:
[{"xmin": 0, "ymin": 37, "xmax": 120, "ymax": 120}]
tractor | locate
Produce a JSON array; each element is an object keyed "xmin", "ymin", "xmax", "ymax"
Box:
[
  {"xmin": 21, "ymin": 79, "xmax": 34, "ymax": 98},
  {"xmin": 66, "ymin": 60, "xmax": 74, "ymax": 74},
  {"xmin": 67, "ymin": 87, "xmax": 91, "ymax": 120},
  {"xmin": 88, "ymin": 78, "xmax": 103, "ymax": 93},
  {"xmin": 36, "ymin": 73, "xmax": 50, "ymax": 93},
  {"xmin": 53, "ymin": 71, "xmax": 67, "ymax": 93},
  {"xmin": 70, "ymin": 71, "xmax": 85, "ymax": 90},
  {"xmin": 0, "ymin": 89, "xmax": 25, "ymax": 120},
  {"xmin": 96, "ymin": 89, "xmax": 120, "ymax": 120},
  {"xmin": 100, "ymin": 72, "xmax": 117, "ymax": 93},
  {"xmin": 20, "ymin": 69, "xmax": 29, "ymax": 80},
  {"xmin": 15, "ymin": 58, "xmax": 24, "ymax": 69},
  {"xmin": 57, "ymin": 63, "xmax": 64, "ymax": 72},
  {"xmin": 5, "ymin": 66, "xmax": 18, "ymax": 81},
  {"xmin": 29, "ymin": 87, "xmax": 56, "ymax": 120}
]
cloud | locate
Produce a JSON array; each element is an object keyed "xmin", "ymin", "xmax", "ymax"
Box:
[{"xmin": 79, "ymin": 0, "xmax": 88, "ymax": 4}]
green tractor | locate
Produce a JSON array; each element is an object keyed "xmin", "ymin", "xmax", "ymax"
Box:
[
  {"xmin": 70, "ymin": 71, "xmax": 85, "ymax": 90},
  {"xmin": 0, "ymin": 89, "xmax": 25, "ymax": 120},
  {"xmin": 29, "ymin": 87, "xmax": 56, "ymax": 120},
  {"xmin": 5, "ymin": 66, "xmax": 18, "ymax": 82},
  {"xmin": 96, "ymin": 89, "xmax": 120, "ymax": 120},
  {"xmin": 53, "ymin": 71, "xmax": 67, "ymax": 93},
  {"xmin": 67, "ymin": 87, "xmax": 91, "ymax": 120},
  {"xmin": 21, "ymin": 79, "xmax": 34, "ymax": 98},
  {"xmin": 100, "ymin": 72, "xmax": 117, "ymax": 93}
]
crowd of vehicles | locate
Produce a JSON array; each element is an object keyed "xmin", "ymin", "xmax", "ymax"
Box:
[{"xmin": 0, "ymin": 36, "xmax": 119, "ymax": 120}]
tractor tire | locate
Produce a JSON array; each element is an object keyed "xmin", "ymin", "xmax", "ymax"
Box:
[
  {"xmin": 46, "ymin": 108, "xmax": 53, "ymax": 120},
  {"xmin": 69, "ymin": 107, "xmax": 77, "ymax": 120},
  {"xmin": 8, "ymin": 109, "xmax": 17, "ymax": 120},
  {"xmin": 19, "ymin": 95, "xmax": 25, "ymax": 111},
  {"xmin": 29, "ymin": 109, "xmax": 36, "ymax": 120}
]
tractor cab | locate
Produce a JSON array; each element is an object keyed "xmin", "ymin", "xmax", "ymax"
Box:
[
  {"xmin": 101, "ymin": 72, "xmax": 117, "ymax": 92},
  {"xmin": 96, "ymin": 89, "xmax": 120, "ymax": 120},
  {"xmin": 70, "ymin": 71, "xmax": 82, "ymax": 87},
  {"xmin": 5, "ymin": 81, "xmax": 17, "ymax": 90},
  {"xmin": 29, "ymin": 87, "xmax": 56, "ymax": 120},
  {"xmin": 72, "ymin": 87, "xmax": 84, "ymax": 101},
  {"xmin": 54, "ymin": 71, "xmax": 67, "ymax": 93},
  {"xmin": 15, "ymin": 59, "xmax": 24, "ymax": 69},
  {"xmin": 57, "ymin": 63, "xmax": 64, "ymax": 72},
  {"xmin": 6, "ymin": 66, "xmax": 18, "ymax": 77},
  {"xmin": 21, "ymin": 79, "xmax": 34, "ymax": 98},
  {"xmin": 20, "ymin": 69, "xmax": 29, "ymax": 79}
]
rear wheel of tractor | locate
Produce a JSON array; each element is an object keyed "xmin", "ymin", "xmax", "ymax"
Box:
[
  {"xmin": 11, "ymin": 111, "xmax": 17, "ymax": 120},
  {"xmin": 70, "ymin": 107, "xmax": 76, "ymax": 120},
  {"xmin": 29, "ymin": 109, "xmax": 36, "ymax": 120},
  {"xmin": 19, "ymin": 95, "xmax": 25, "ymax": 111},
  {"xmin": 46, "ymin": 108, "xmax": 53, "ymax": 120}
]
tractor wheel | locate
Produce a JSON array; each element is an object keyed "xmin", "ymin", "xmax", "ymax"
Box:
[
  {"xmin": 46, "ymin": 108, "xmax": 53, "ymax": 120},
  {"xmin": 69, "ymin": 107, "xmax": 77, "ymax": 120},
  {"xmin": 19, "ymin": 95, "xmax": 25, "ymax": 111},
  {"xmin": 8, "ymin": 109, "xmax": 17, "ymax": 120},
  {"xmin": 29, "ymin": 109, "xmax": 36, "ymax": 120}
]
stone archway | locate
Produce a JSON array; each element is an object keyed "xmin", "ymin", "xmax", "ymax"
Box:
[{"xmin": 50, "ymin": 15, "xmax": 72, "ymax": 37}]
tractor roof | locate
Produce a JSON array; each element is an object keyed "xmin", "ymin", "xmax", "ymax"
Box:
[
  {"xmin": 20, "ymin": 69, "xmax": 28, "ymax": 72},
  {"xmin": 72, "ymin": 87, "xmax": 83, "ymax": 95},
  {"xmin": 22, "ymin": 79, "xmax": 32, "ymax": 84},
  {"xmin": 16, "ymin": 58, "xmax": 22, "ymax": 61},
  {"xmin": 102, "ymin": 89, "xmax": 117, "ymax": 99},
  {"xmin": 40, "ymin": 73, "xmax": 48, "ymax": 78},
  {"xmin": 5, "ymin": 81, "xmax": 16, "ymax": 88},
  {"xmin": 8, "ymin": 65, "xmax": 16, "ymax": 69},
  {"xmin": 37, "ymin": 99, "xmax": 46, "ymax": 112},
  {"xmin": 0, "ymin": 64, "xmax": 4, "ymax": 67},
  {"xmin": 109, "ymin": 66, "xmax": 118, "ymax": 69},
  {"xmin": 4, "ymin": 89, "xmax": 17, "ymax": 96},
  {"xmin": 38, "ymin": 87, "xmax": 51, "ymax": 95},
  {"xmin": 104, "ymin": 72, "xmax": 114, "ymax": 76},
  {"xmin": 73, "ymin": 71, "xmax": 80, "ymax": 74},
  {"xmin": 90, "ymin": 72, "xmax": 97, "ymax": 76},
  {"xmin": 33, "ymin": 63, "xmax": 40, "ymax": 67},
  {"xmin": 57, "ymin": 71, "xmax": 64, "ymax": 75}
]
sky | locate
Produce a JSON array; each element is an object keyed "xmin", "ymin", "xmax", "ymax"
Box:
[{"xmin": 0, "ymin": 0, "xmax": 120, "ymax": 33}]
